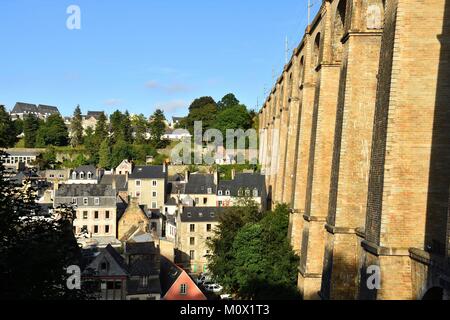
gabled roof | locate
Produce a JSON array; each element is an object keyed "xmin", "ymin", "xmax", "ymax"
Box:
[
  {"xmin": 11, "ymin": 102, "xmax": 37, "ymax": 114},
  {"xmin": 172, "ymin": 116, "xmax": 184, "ymax": 122},
  {"xmin": 127, "ymin": 277, "xmax": 161, "ymax": 296},
  {"xmin": 37, "ymin": 104, "xmax": 59, "ymax": 115},
  {"xmin": 73, "ymin": 165, "xmax": 97, "ymax": 174},
  {"xmin": 82, "ymin": 244, "xmax": 129, "ymax": 277},
  {"xmin": 217, "ymin": 173, "xmax": 265, "ymax": 196},
  {"xmin": 125, "ymin": 242, "xmax": 159, "ymax": 256},
  {"xmin": 185, "ymin": 174, "xmax": 216, "ymax": 194},
  {"xmin": 86, "ymin": 111, "xmax": 105, "ymax": 120},
  {"xmin": 160, "ymin": 255, "xmax": 182, "ymax": 296},
  {"xmin": 180, "ymin": 207, "xmax": 224, "ymax": 222},
  {"xmin": 100, "ymin": 174, "xmax": 128, "ymax": 191},
  {"xmin": 129, "ymin": 166, "xmax": 165, "ymax": 179}
]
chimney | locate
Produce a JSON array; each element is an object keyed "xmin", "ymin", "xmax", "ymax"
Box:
[
  {"xmin": 125, "ymin": 171, "xmax": 129, "ymax": 183},
  {"xmin": 112, "ymin": 176, "xmax": 116, "ymax": 192},
  {"xmin": 184, "ymin": 170, "xmax": 190, "ymax": 183},
  {"xmin": 163, "ymin": 162, "xmax": 167, "ymax": 174},
  {"xmin": 214, "ymin": 171, "xmax": 219, "ymax": 185},
  {"xmin": 231, "ymin": 169, "xmax": 236, "ymax": 180}
]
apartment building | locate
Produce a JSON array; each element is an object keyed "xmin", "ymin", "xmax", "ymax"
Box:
[{"xmin": 128, "ymin": 165, "xmax": 167, "ymax": 210}]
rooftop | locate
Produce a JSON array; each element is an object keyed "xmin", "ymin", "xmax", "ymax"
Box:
[
  {"xmin": 55, "ymin": 184, "xmax": 116, "ymax": 197},
  {"xmin": 180, "ymin": 207, "xmax": 224, "ymax": 222},
  {"xmin": 185, "ymin": 174, "xmax": 216, "ymax": 194},
  {"xmin": 129, "ymin": 165, "xmax": 166, "ymax": 180}
]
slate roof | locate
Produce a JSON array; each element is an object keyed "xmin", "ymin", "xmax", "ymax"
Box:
[
  {"xmin": 127, "ymin": 277, "xmax": 161, "ymax": 295},
  {"xmin": 104, "ymin": 244, "xmax": 129, "ymax": 273},
  {"xmin": 217, "ymin": 173, "xmax": 265, "ymax": 196},
  {"xmin": 37, "ymin": 104, "xmax": 59, "ymax": 115},
  {"xmin": 129, "ymin": 166, "xmax": 165, "ymax": 179},
  {"xmin": 86, "ymin": 111, "xmax": 105, "ymax": 120},
  {"xmin": 165, "ymin": 197, "xmax": 178, "ymax": 206},
  {"xmin": 100, "ymin": 174, "xmax": 128, "ymax": 191},
  {"xmin": 184, "ymin": 174, "xmax": 216, "ymax": 194},
  {"xmin": 125, "ymin": 242, "xmax": 159, "ymax": 256},
  {"xmin": 172, "ymin": 116, "xmax": 184, "ymax": 122},
  {"xmin": 180, "ymin": 207, "xmax": 224, "ymax": 222},
  {"xmin": 167, "ymin": 181, "xmax": 186, "ymax": 195},
  {"xmin": 55, "ymin": 184, "xmax": 116, "ymax": 197},
  {"xmin": 11, "ymin": 102, "xmax": 38, "ymax": 114},
  {"xmin": 160, "ymin": 255, "xmax": 183, "ymax": 297}
]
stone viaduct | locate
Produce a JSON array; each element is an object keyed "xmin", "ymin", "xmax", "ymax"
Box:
[{"xmin": 258, "ymin": 0, "xmax": 450, "ymax": 300}]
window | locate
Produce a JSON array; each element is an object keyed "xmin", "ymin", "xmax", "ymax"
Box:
[
  {"xmin": 253, "ymin": 189, "xmax": 259, "ymax": 197},
  {"xmin": 94, "ymin": 225, "xmax": 99, "ymax": 234},
  {"xmin": 207, "ymin": 224, "xmax": 212, "ymax": 232},
  {"xmin": 210, "ymin": 212, "xmax": 215, "ymax": 218},
  {"xmin": 225, "ymin": 190, "xmax": 230, "ymax": 196},
  {"xmin": 105, "ymin": 211, "xmax": 110, "ymax": 219},
  {"xmin": 152, "ymin": 202, "xmax": 157, "ymax": 209},
  {"xmin": 152, "ymin": 180, "xmax": 157, "ymax": 187},
  {"xmin": 94, "ymin": 198, "xmax": 100, "ymax": 206},
  {"xmin": 135, "ymin": 180, "xmax": 141, "ymax": 187},
  {"xmin": 94, "ymin": 211, "xmax": 99, "ymax": 219},
  {"xmin": 107, "ymin": 282, "xmax": 114, "ymax": 290},
  {"xmin": 198, "ymin": 212, "xmax": 203, "ymax": 218},
  {"xmin": 203, "ymin": 198, "xmax": 207, "ymax": 205},
  {"xmin": 79, "ymin": 172, "xmax": 85, "ymax": 179},
  {"xmin": 141, "ymin": 277, "xmax": 148, "ymax": 286},
  {"xmin": 245, "ymin": 189, "xmax": 251, "ymax": 197},
  {"xmin": 83, "ymin": 211, "xmax": 88, "ymax": 220},
  {"xmin": 72, "ymin": 198, "xmax": 77, "ymax": 205},
  {"xmin": 115, "ymin": 281, "xmax": 122, "ymax": 289},
  {"xmin": 72, "ymin": 172, "xmax": 77, "ymax": 180},
  {"xmin": 207, "ymin": 237, "xmax": 211, "ymax": 241},
  {"xmin": 152, "ymin": 191, "xmax": 157, "ymax": 198},
  {"xmin": 190, "ymin": 224, "xmax": 195, "ymax": 232},
  {"xmin": 83, "ymin": 198, "xmax": 88, "ymax": 205},
  {"xmin": 105, "ymin": 225, "xmax": 110, "ymax": 234},
  {"xmin": 100, "ymin": 262, "xmax": 108, "ymax": 271},
  {"xmin": 207, "ymin": 188, "xmax": 212, "ymax": 194},
  {"xmin": 195, "ymin": 198, "xmax": 199, "ymax": 205},
  {"xmin": 218, "ymin": 190, "xmax": 223, "ymax": 196},
  {"xmin": 151, "ymin": 222, "xmax": 157, "ymax": 231},
  {"xmin": 218, "ymin": 201, "xmax": 223, "ymax": 207},
  {"xmin": 180, "ymin": 284, "xmax": 187, "ymax": 295},
  {"xmin": 189, "ymin": 250, "xmax": 195, "ymax": 260},
  {"xmin": 206, "ymin": 250, "xmax": 210, "ymax": 255},
  {"xmin": 87, "ymin": 172, "xmax": 92, "ymax": 179}
]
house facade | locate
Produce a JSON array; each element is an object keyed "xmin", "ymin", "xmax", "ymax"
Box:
[{"xmin": 128, "ymin": 165, "xmax": 167, "ymax": 210}]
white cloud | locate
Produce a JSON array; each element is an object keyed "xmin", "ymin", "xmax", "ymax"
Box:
[
  {"xmin": 156, "ymin": 99, "xmax": 188, "ymax": 113},
  {"xmin": 103, "ymin": 98, "xmax": 123, "ymax": 107}
]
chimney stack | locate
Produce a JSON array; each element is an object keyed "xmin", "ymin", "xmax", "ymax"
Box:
[
  {"xmin": 231, "ymin": 169, "xmax": 236, "ymax": 180},
  {"xmin": 184, "ymin": 170, "xmax": 190, "ymax": 183}
]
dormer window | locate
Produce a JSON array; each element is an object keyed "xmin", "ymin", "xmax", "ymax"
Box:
[
  {"xmin": 79, "ymin": 172, "xmax": 85, "ymax": 179},
  {"xmin": 218, "ymin": 190, "xmax": 223, "ymax": 196},
  {"xmin": 72, "ymin": 172, "xmax": 77, "ymax": 180},
  {"xmin": 207, "ymin": 188, "xmax": 212, "ymax": 194},
  {"xmin": 210, "ymin": 212, "xmax": 215, "ymax": 218},
  {"xmin": 87, "ymin": 172, "xmax": 92, "ymax": 179},
  {"xmin": 199, "ymin": 212, "xmax": 203, "ymax": 217},
  {"xmin": 83, "ymin": 197, "xmax": 88, "ymax": 205},
  {"xmin": 225, "ymin": 190, "xmax": 230, "ymax": 196},
  {"xmin": 253, "ymin": 189, "xmax": 259, "ymax": 197},
  {"xmin": 245, "ymin": 189, "xmax": 251, "ymax": 197},
  {"xmin": 238, "ymin": 189, "xmax": 243, "ymax": 197}
]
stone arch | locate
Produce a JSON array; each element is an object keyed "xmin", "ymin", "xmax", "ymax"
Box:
[
  {"xmin": 422, "ymin": 287, "xmax": 444, "ymax": 300},
  {"xmin": 313, "ymin": 32, "xmax": 321, "ymax": 68},
  {"xmin": 366, "ymin": 0, "xmax": 385, "ymax": 30},
  {"xmin": 332, "ymin": 0, "xmax": 347, "ymax": 62},
  {"xmin": 299, "ymin": 56, "xmax": 305, "ymax": 86}
]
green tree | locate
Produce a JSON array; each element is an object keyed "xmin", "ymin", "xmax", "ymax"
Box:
[
  {"xmin": 149, "ymin": 109, "xmax": 167, "ymax": 148},
  {"xmin": 98, "ymin": 138, "xmax": 112, "ymax": 169},
  {"xmin": 217, "ymin": 93, "xmax": 240, "ymax": 110},
  {"xmin": 0, "ymin": 153, "xmax": 92, "ymax": 299},
  {"xmin": 214, "ymin": 104, "xmax": 252, "ymax": 136},
  {"xmin": 122, "ymin": 111, "xmax": 133, "ymax": 142},
  {"xmin": 70, "ymin": 105, "xmax": 84, "ymax": 147},
  {"xmin": 110, "ymin": 139, "xmax": 132, "ymax": 168},
  {"xmin": 0, "ymin": 105, "xmax": 19, "ymax": 148},
  {"xmin": 94, "ymin": 112, "xmax": 108, "ymax": 144},
  {"xmin": 34, "ymin": 147, "xmax": 60, "ymax": 170},
  {"xmin": 189, "ymin": 96, "xmax": 217, "ymax": 111},
  {"xmin": 110, "ymin": 110, "xmax": 124, "ymax": 143},
  {"xmin": 84, "ymin": 127, "xmax": 99, "ymax": 165},
  {"xmin": 36, "ymin": 114, "xmax": 69, "ymax": 147},
  {"xmin": 131, "ymin": 114, "xmax": 149, "ymax": 145},
  {"xmin": 23, "ymin": 114, "xmax": 41, "ymax": 148},
  {"xmin": 186, "ymin": 102, "xmax": 218, "ymax": 134},
  {"xmin": 132, "ymin": 143, "xmax": 156, "ymax": 165}
]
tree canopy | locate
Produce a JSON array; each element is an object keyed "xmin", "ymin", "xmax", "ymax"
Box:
[{"xmin": 0, "ymin": 105, "xmax": 19, "ymax": 148}]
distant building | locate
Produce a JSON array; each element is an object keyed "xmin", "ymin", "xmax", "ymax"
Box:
[
  {"xmin": 54, "ymin": 184, "xmax": 120, "ymax": 247},
  {"xmin": 10, "ymin": 102, "xmax": 60, "ymax": 120},
  {"xmin": 175, "ymin": 206, "xmax": 223, "ymax": 274},
  {"xmin": 1, "ymin": 148, "xmax": 44, "ymax": 170},
  {"xmin": 67, "ymin": 165, "xmax": 102, "ymax": 184},
  {"xmin": 128, "ymin": 165, "xmax": 167, "ymax": 210},
  {"xmin": 118, "ymin": 197, "xmax": 151, "ymax": 242},
  {"xmin": 124, "ymin": 242, "xmax": 161, "ymax": 300},
  {"xmin": 183, "ymin": 173, "xmax": 218, "ymax": 207},
  {"xmin": 115, "ymin": 159, "xmax": 133, "ymax": 175},
  {"xmin": 169, "ymin": 116, "xmax": 185, "ymax": 129},
  {"xmin": 217, "ymin": 172, "xmax": 267, "ymax": 210},
  {"xmin": 41, "ymin": 169, "xmax": 71, "ymax": 183},
  {"xmin": 82, "ymin": 244, "xmax": 129, "ymax": 300},
  {"xmin": 162, "ymin": 128, "xmax": 192, "ymax": 141},
  {"xmin": 160, "ymin": 255, "xmax": 206, "ymax": 300}
]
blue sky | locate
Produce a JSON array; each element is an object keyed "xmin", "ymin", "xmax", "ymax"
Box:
[{"xmin": 0, "ymin": 0, "xmax": 319, "ymax": 118}]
